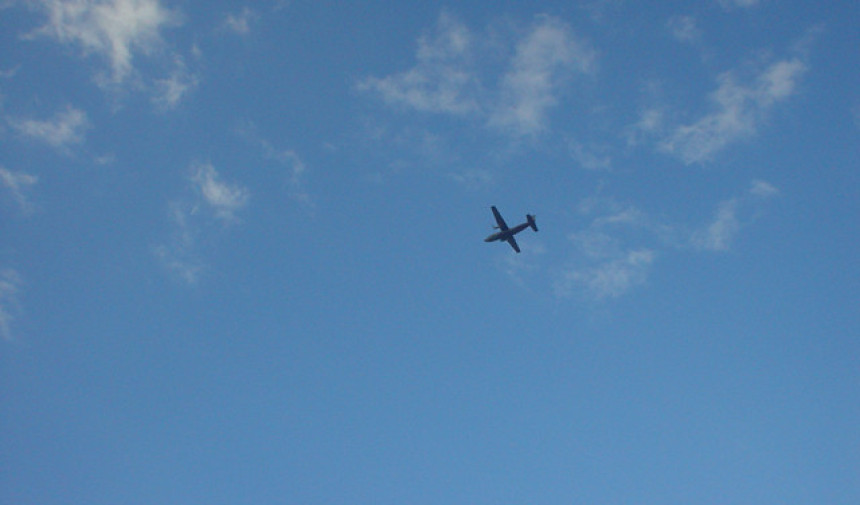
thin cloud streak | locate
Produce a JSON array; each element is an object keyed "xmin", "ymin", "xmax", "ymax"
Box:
[
  {"xmin": 667, "ymin": 15, "xmax": 700, "ymax": 43},
  {"xmin": 223, "ymin": 7, "xmax": 258, "ymax": 35},
  {"xmin": 693, "ymin": 179, "xmax": 780, "ymax": 251},
  {"xmin": 237, "ymin": 123, "xmax": 311, "ymax": 205},
  {"xmin": 155, "ymin": 163, "xmax": 249, "ymax": 283},
  {"xmin": 357, "ymin": 12, "xmax": 479, "ymax": 115},
  {"xmin": 554, "ymin": 180, "xmax": 778, "ymax": 299},
  {"xmin": 556, "ymin": 248, "xmax": 655, "ymax": 300},
  {"xmin": 9, "ymin": 105, "xmax": 90, "ymax": 148},
  {"xmin": 0, "ymin": 166, "xmax": 38, "ymax": 214},
  {"xmin": 0, "ymin": 268, "xmax": 22, "ymax": 341},
  {"xmin": 660, "ymin": 57, "xmax": 807, "ymax": 164},
  {"xmin": 359, "ymin": 13, "xmax": 595, "ymax": 137},
  {"xmin": 152, "ymin": 55, "xmax": 198, "ymax": 110}
]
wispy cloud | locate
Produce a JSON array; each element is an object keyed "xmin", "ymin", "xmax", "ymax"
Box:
[
  {"xmin": 718, "ymin": 0, "xmax": 761, "ymax": 9},
  {"xmin": 626, "ymin": 107, "xmax": 666, "ymax": 146},
  {"xmin": 660, "ymin": 56, "xmax": 807, "ymax": 164},
  {"xmin": 357, "ymin": 11, "xmax": 480, "ymax": 115},
  {"xmin": 26, "ymin": 0, "xmax": 197, "ymax": 107},
  {"xmin": 447, "ymin": 168, "xmax": 493, "ymax": 188},
  {"xmin": 152, "ymin": 55, "xmax": 198, "ymax": 110},
  {"xmin": 155, "ymin": 163, "xmax": 249, "ymax": 283},
  {"xmin": 556, "ymin": 246, "xmax": 655, "ymax": 300},
  {"xmin": 190, "ymin": 162, "xmax": 250, "ymax": 223},
  {"xmin": 554, "ymin": 197, "xmax": 663, "ymax": 300},
  {"xmin": 0, "ymin": 268, "xmax": 22, "ymax": 341},
  {"xmin": 667, "ymin": 15, "xmax": 700, "ymax": 43},
  {"xmin": 554, "ymin": 180, "xmax": 777, "ymax": 299},
  {"xmin": 568, "ymin": 139, "xmax": 612, "ymax": 171},
  {"xmin": 693, "ymin": 199, "xmax": 741, "ymax": 251},
  {"xmin": 490, "ymin": 15, "xmax": 596, "ymax": 135},
  {"xmin": 237, "ymin": 123, "xmax": 310, "ymax": 205},
  {"xmin": 153, "ymin": 201, "xmax": 203, "ymax": 284},
  {"xmin": 359, "ymin": 13, "xmax": 595, "ymax": 137},
  {"xmin": 0, "ymin": 166, "xmax": 38, "ymax": 214},
  {"xmin": 9, "ymin": 105, "xmax": 90, "ymax": 148},
  {"xmin": 223, "ymin": 7, "xmax": 258, "ymax": 35},
  {"xmin": 30, "ymin": 0, "xmax": 181, "ymax": 85},
  {"xmin": 693, "ymin": 179, "xmax": 779, "ymax": 251}
]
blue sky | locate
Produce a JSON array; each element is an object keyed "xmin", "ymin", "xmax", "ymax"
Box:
[{"xmin": 2, "ymin": 1, "xmax": 858, "ymax": 503}]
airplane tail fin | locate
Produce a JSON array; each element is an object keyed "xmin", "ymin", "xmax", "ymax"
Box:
[{"xmin": 527, "ymin": 214, "xmax": 538, "ymax": 232}]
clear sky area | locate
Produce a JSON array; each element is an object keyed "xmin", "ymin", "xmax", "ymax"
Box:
[{"xmin": 2, "ymin": 1, "xmax": 859, "ymax": 503}]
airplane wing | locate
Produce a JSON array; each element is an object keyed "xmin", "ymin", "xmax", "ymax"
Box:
[
  {"xmin": 491, "ymin": 206, "xmax": 509, "ymax": 231},
  {"xmin": 506, "ymin": 236, "xmax": 521, "ymax": 253}
]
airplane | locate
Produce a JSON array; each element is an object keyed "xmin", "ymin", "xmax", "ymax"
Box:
[{"xmin": 484, "ymin": 206, "xmax": 538, "ymax": 253}]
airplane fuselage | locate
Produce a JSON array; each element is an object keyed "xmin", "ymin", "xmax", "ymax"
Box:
[
  {"xmin": 485, "ymin": 206, "xmax": 537, "ymax": 253},
  {"xmin": 484, "ymin": 222, "xmax": 530, "ymax": 243}
]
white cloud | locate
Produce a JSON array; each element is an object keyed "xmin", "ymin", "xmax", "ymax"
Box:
[
  {"xmin": 357, "ymin": 12, "xmax": 479, "ymax": 115},
  {"xmin": 749, "ymin": 179, "xmax": 779, "ymax": 198},
  {"xmin": 667, "ymin": 15, "xmax": 700, "ymax": 43},
  {"xmin": 555, "ymin": 180, "xmax": 778, "ymax": 299},
  {"xmin": 31, "ymin": 0, "xmax": 181, "ymax": 85},
  {"xmin": 554, "ymin": 197, "xmax": 662, "ymax": 300},
  {"xmin": 190, "ymin": 162, "xmax": 250, "ymax": 223},
  {"xmin": 718, "ymin": 0, "xmax": 761, "ymax": 9},
  {"xmin": 660, "ymin": 57, "xmax": 807, "ymax": 164},
  {"xmin": 626, "ymin": 107, "xmax": 665, "ymax": 146},
  {"xmin": 237, "ymin": 123, "xmax": 310, "ymax": 205},
  {"xmin": 0, "ymin": 65, "xmax": 20, "ymax": 79},
  {"xmin": 155, "ymin": 163, "xmax": 249, "ymax": 283},
  {"xmin": 0, "ymin": 166, "xmax": 38, "ymax": 213},
  {"xmin": 9, "ymin": 105, "xmax": 90, "ymax": 148},
  {"xmin": 0, "ymin": 268, "xmax": 22, "ymax": 341},
  {"xmin": 359, "ymin": 13, "xmax": 595, "ymax": 138},
  {"xmin": 152, "ymin": 55, "xmax": 198, "ymax": 110},
  {"xmin": 693, "ymin": 199, "xmax": 740, "ymax": 251},
  {"xmin": 556, "ymin": 246, "xmax": 655, "ymax": 300},
  {"xmin": 448, "ymin": 168, "xmax": 493, "ymax": 188},
  {"xmin": 153, "ymin": 202, "xmax": 201, "ymax": 284},
  {"xmin": 568, "ymin": 140, "xmax": 611, "ymax": 171},
  {"xmin": 224, "ymin": 7, "xmax": 258, "ymax": 35},
  {"xmin": 693, "ymin": 180, "xmax": 779, "ymax": 251},
  {"xmin": 490, "ymin": 16, "xmax": 596, "ymax": 135}
]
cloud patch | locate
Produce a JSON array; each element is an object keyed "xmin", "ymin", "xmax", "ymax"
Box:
[
  {"xmin": 718, "ymin": 0, "xmax": 761, "ymax": 9},
  {"xmin": 660, "ymin": 57, "xmax": 807, "ymax": 164},
  {"xmin": 556, "ymin": 247, "xmax": 655, "ymax": 300},
  {"xmin": 9, "ymin": 105, "xmax": 91, "ymax": 149},
  {"xmin": 30, "ymin": 0, "xmax": 181, "ymax": 85},
  {"xmin": 667, "ymin": 15, "xmax": 700, "ymax": 43},
  {"xmin": 554, "ymin": 181, "xmax": 778, "ymax": 300},
  {"xmin": 223, "ymin": 7, "xmax": 258, "ymax": 35},
  {"xmin": 152, "ymin": 55, "xmax": 198, "ymax": 110},
  {"xmin": 190, "ymin": 162, "xmax": 250, "ymax": 223},
  {"xmin": 237, "ymin": 123, "xmax": 311, "ymax": 205},
  {"xmin": 26, "ymin": 0, "xmax": 197, "ymax": 107},
  {"xmin": 359, "ymin": 13, "xmax": 595, "ymax": 136},
  {"xmin": 357, "ymin": 12, "xmax": 479, "ymax": 115},
  {"xmin": 0, "ymin": 269, "xmax": 23, "ymax": 341},
  {"xmin": 155, "ymin": 163, "xmax": 249, "ymax": 283},
  {"xmin": 693, "ymin": 179, "xmax": 779, "ymax": 251},
  {"xmin": 490, "ymin": 15, "xmax": 596, "ymax": 135},
  {"xmin": 554, "ymin": 197, "xmax": 663, "ymax": 300},
  {"xmin": 0, "ymin": 167, "xmax": 38, "ymax": 214}
]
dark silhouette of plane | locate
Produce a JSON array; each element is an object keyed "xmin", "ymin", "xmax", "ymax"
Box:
[{"xmin": 484, "ymin": 206, "xmax": 537, "ymax": 253}]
